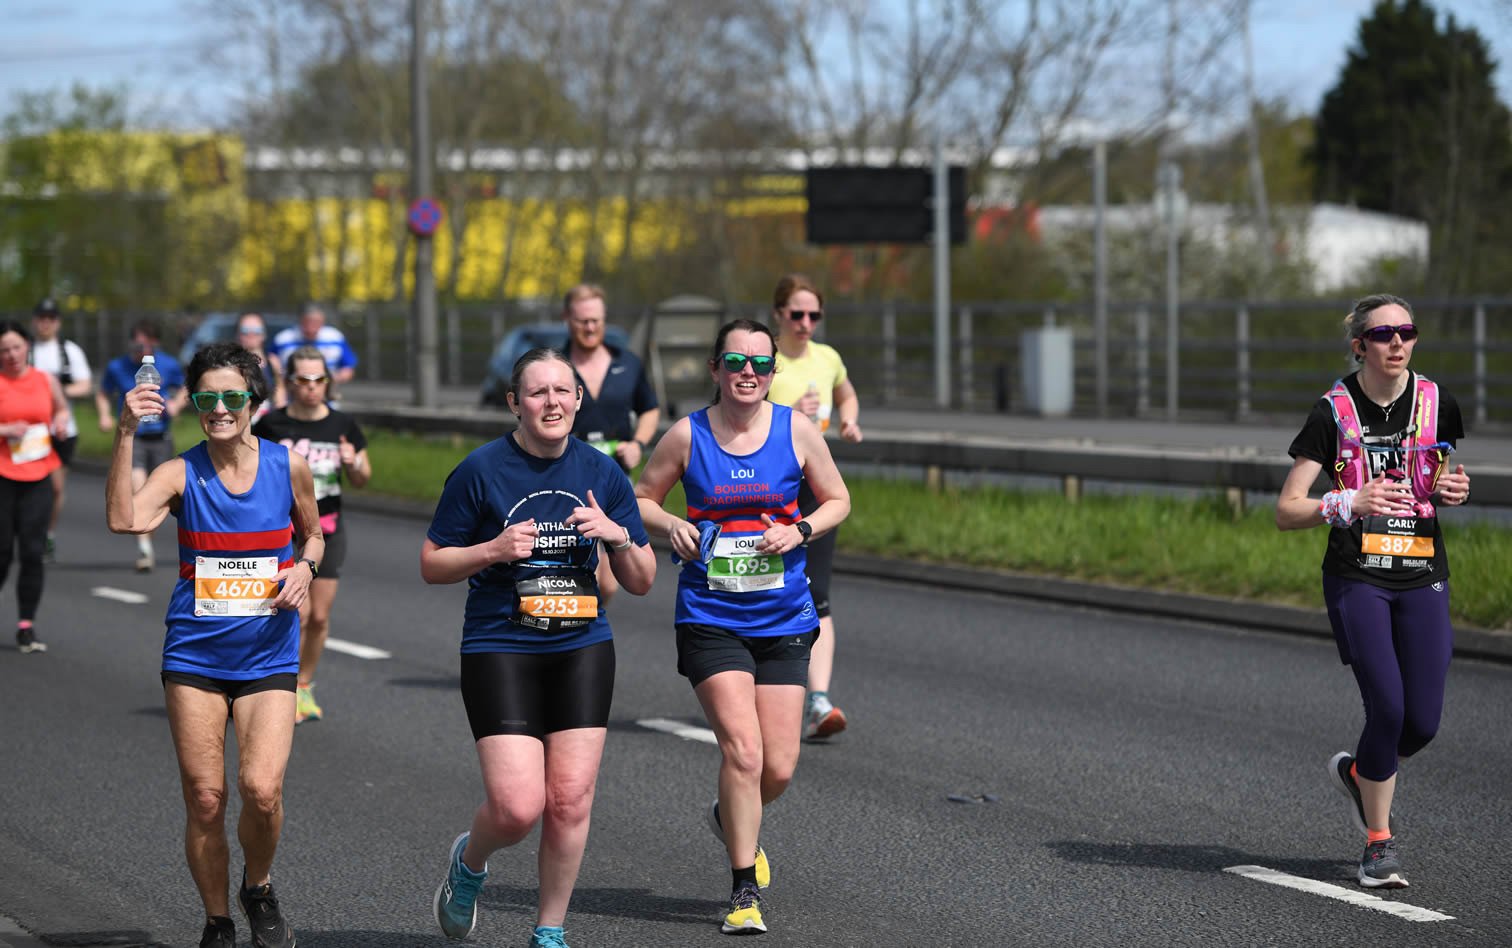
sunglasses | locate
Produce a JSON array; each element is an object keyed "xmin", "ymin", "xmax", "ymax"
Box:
[
  {"xmin": 191, "ymin": 390, "xmax": 253, "ymax": 412},
  {"xmin": 1360, "ymin": 324, "xmax": 1418, "ymax": 344},
  {"xmin": 719, "ymin": 353, "xmax": 775, "ymax": 375},
  {"xmin": 292, "ymin": 373, "xmax": 329, "ymax": 385},
  {"xmin": 787, "ymin": 309, "xmax": 823, "ymax": 322},
  {"xmin": 238, "ymin": 327, "xmax": 265, "ymax": 336}
]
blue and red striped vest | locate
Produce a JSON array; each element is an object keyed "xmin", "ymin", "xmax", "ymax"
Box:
[{"xmin": 163, "ymin": 440, "xmax": 299, "ymax": 678}]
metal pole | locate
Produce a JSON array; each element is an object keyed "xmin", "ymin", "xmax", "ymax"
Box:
[
  {"xmin": 1474, "ymin": 302, "xmax": 1488, "ymax": 425},
  {"xmin": 933, "ymin": 132, "xmax": 951, "ymax": 408},
  {"xmin": 1093, "ymin": 141, "xmax": 1108, "ymax": 417},
  {"xmin": 1162, "ymin": 161, "xmax": 1180, "ymax": 420},
  {"xmin": 446, "ymin": 305, "xmax": 461, "ymax": 385},
  {"xmin": 1236, "ymin": 304, "xmax": 1250, "ymax": 419},
  {"xmin": 882, "ymin": 301, "xmax": 897, "ymax": 405},
  {"xmin": 411, "ymin": 0, "xmax": 439, "ymax": 408},
  {"xmin": 1135, "ymin": 306, "xmax": 1150, "ymax": 416},
  {"xmin": 958, "ymin": 305, "xmax": 973, "ymax": 409}
]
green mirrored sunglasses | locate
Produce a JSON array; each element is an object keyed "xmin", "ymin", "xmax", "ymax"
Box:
[{"xmin": 190, "ymin": 390, "xmax": 253, "ymax": 412}]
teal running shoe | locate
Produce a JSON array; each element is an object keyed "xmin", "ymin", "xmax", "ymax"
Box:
[
  {"xmin": 433, "ymin": 832, "xmax": 488, "ymax": 939},
  {"xmin": 529, "ymin": 925, "xmax": 571, "ymax": 947}
]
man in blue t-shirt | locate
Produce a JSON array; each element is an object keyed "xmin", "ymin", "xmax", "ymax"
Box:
[
  {"xmin": 96, "ymin": 319, "xmax": 187, "ymax": 572},
  {"xmin": 271, "ymin": 303, "xmax": 358, "ymax": 385}
]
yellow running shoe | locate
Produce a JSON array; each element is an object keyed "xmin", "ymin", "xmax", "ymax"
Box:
[
  {"xmin": 721, "ymin": 881, "xmax": 766, "ymax": 935},
  {"xmin": 295, "ymin": 684, "xmax": 322, "ymax": 724},
  {"xmin": 706, "ymin": 800, "xmax": 770, "ymax": 889}
]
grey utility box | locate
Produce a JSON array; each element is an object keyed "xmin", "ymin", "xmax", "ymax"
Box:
[
  {"xmin": 648, "ymin": 295, "xmax": 725, "ymax": 418},
  {"xmin": 1020, "ymin": 326, "xmax": 1074, "ymax": 416}
]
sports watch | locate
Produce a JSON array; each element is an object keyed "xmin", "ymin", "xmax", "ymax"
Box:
[
  {"xmin": 794, "ymin": 520, "xmax": 813, "ymax": 546},
  {"xmin": 299, "ymin": 557, "xmax": 319, "ymax": 579}
]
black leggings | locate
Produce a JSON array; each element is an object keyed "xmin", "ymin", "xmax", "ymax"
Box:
[{"xmin": 0, "ymin": 476, "xmax": 53, "ymax": 622}]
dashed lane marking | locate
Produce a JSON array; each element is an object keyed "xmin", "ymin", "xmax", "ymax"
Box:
[
  {"xmin": 1223, "ymin": 865, "xmax": 1455, "ymax": 922},
  {"xmin": 91, "ymin": 586, "xmax": 149, "ymax": 604},
  {"xmin": 637, "ymin": 717, "xmax": 718, "ymax": 745},
  {"xmin": 324, "ymin": 638, "xmax": 392, "ymax": 660}
]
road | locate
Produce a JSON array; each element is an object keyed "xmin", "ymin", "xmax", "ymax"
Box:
[{"xmin": 3, "ymin": 475, "xmax": 1510, "ymax": 947}]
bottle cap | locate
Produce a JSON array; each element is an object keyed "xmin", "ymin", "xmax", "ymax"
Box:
[{"xmin": 141, "ymin": 355, "xmax": 156, "ymax": 363}]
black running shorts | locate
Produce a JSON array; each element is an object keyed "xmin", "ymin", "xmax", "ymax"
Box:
[
  {"xmin": 53, "ymin": 435, "xmax": 78, "ymax": 467},
  {"xmin": 675, "ymin": 623, "xmax": 818, "ymax": 687},
  {"xmin": 161, "ymin": 670, "xmax": 297, "ymax": 702},
  {"xmin": 309, "ymin": 523, "xmax": 347, "ymax": 580},
  {"xmin": 797, "ymin": 480, "xmax": 834, "ymax": 618},
  {"xmin": 460, "ymin": 641, "xmax": 616, "ymax": 741}
]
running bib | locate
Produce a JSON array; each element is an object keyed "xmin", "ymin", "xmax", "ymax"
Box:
[
  {"xmin": 194, "ymin": 556, "xmax": 278, "ymax": 617},
  {"xmin": 1358, "ymin": 516, "xmax": 1435, "ymax": 573},
  {"xmin": 7, "ymin": 424, "xmax": 50, "ymax": 465},
  {"xmin": 706, "ymin": 535, "xmax": 784, "ymax": 593},
  {"xmin": 512, "ymin": 574, "xmax": 598, "ymax": 632}
]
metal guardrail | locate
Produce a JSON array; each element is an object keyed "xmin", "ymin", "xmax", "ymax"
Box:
[{"xmin": 343, "ymin": 404, "xmax": 1512, "ymax": 508}]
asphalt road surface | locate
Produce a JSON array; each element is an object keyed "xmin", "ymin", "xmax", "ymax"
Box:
[{"xmin": 3, "ymin": 472, "xmax": 1509, "ymax": 947}]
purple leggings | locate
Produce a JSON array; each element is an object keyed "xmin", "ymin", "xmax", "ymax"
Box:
[{"xmin": 1323, "ymin": 574, "xmax": 1454, "ymax": 782}]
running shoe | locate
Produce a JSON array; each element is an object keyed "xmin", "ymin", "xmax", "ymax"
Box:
[
  {"xmin": 1358, "ymin": 836, "xmax": 1409, "ymax": 888},
  {"xmin": 135, "ymin": 553, "xmax": 154, "ymax": 573},
  {"xmin": 16, "ymin": 626, "xmax": 46, "ymax": 654},
  {"xmin": 721, "ymin": 881, "xmax": 767, "ymax": 935},
  {"xmin": 1327, "ymin": 751, "xmax": 1369, "ymax": 837},
  {"xmin": 529, "ymin": 926, "xmax": 571, "ymax": 947},
  {"xmin": 705, "ymin": 800, "xmax": 770, "ymax": 889},
  {"xmin": 295, "ymin": 684, "xmax": 322, "ymax": 724},
  {"xmin": 433, "ymin": 831, "xmax": 488, "ymax": 940},
  {"xmin": 199, "ymin": 916, "xmax": 236, "ymax": 948},
  {"xmin": 238, "ymin": 874, "xmax": 295, "ymax": 948},
  {"xmin": 803, "ymin": 692, "xmax": 847, "ymax": 741}
]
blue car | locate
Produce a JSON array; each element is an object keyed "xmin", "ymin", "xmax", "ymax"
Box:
[{"xmin": 479, "ymin": 323, "xmax": 631, "ymax": 406}]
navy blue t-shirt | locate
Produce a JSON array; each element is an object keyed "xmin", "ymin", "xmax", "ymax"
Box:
[
  {"xmin": 570, "ymin": 344, "xmax": 658, "ymax": 444},
  {"xmin": 427, "ymin": 434, "xmax": 648, "ymax": 654},
  {"xmin": 101, "ymin": 352, "xmax": 185, "ymax": 438}
]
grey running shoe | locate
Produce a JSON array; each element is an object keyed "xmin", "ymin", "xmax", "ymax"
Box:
[
  {"xmin": 1358, "ymin": 836, "xmax": 1408, "ymax": 888},
  {"xmin": 706, "ymin": 800, "xmax": 769, "ymax": 889},
  {"xmin": 199, "ymin": 916, "xmax": 236, "ymax": 948},
  {"xmin": 16, "ymin": 626, "xmax": 46, "ymax": 654},
  {"xmin": 239, "ymin": 875, "xmax": 295, "ymax": 948},
  {"xmin": 803, "ymin": 692, "xmax": 847, "ymax": 741},
  {"xmin": 433, "ymin": 831, "xmax": 488, "ymax": 940},
  {"xmin": 1327, "ymin": 751, "xmax": 1368, "ymax": 837}
]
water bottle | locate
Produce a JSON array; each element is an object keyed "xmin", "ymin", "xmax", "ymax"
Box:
[{"xmin": 135, "ymin": 355, "xmax": 162, "ymax": 426}]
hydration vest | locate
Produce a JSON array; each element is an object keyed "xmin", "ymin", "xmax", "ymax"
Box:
[{"xmin": 1326, "ymin": 373, "xmax": 1448, "ymax": 515}]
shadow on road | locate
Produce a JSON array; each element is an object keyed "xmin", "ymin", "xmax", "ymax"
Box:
[
  {"xmin": 1047, "ymin": 840, "xmax": 1352, "ymax": 880},
  {"xmin": 33, "ymin": 930, "xmax": 166, "ymax": 947},
  {"xmin": 386, "ymin": 676, "xmax": 461, "ymax": 690},
  {"xmin": 481, "ymin": 884, "xmax": 713, "ymax": 926}
]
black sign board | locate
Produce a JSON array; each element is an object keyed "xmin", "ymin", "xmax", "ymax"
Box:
[{"xmin": 804, "ymin": 166, "xmax": 966, "ymax": 245}]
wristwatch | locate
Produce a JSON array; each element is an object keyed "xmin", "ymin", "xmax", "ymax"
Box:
[
  {"xmin": 794, "ymin": 520, "xmax": 813, "ymax": 546},
  {"xmin": 298, "ymin": 557, "xmax": 319, "ymax": 579}
]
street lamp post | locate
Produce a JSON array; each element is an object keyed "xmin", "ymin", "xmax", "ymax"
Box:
[{"xmin": 1158, "ymin": 161, "xmax": 1185, "ymax": 420}]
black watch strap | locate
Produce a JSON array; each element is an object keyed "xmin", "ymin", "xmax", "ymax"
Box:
[
  {"xmin": 299, "ymin": 557, "xmax": 319, "ymax": 579},
  {"xmin": 795, "ymin": 520, "xmax": 813, "ymax": 545}
]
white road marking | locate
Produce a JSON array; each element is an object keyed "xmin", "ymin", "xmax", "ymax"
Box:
[
  {"xmin": 91, "ymin": 586, "xmax": 148, "ymax": 604},
  {"xmin": 324, "ymin": 638, "xmax": 392, "ymax": 660},
  {"xmin": 1223, "ymin": 865, "xmax": 1455, "ymax": 922},
  {"xmin": 637, "ymin": 717, "xmax": 718, "ymax": 745}
]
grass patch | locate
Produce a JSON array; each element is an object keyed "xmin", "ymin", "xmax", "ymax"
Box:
[{"xmin": 73, "ymin": 401, "xmax": 1512, "ymax": 630}]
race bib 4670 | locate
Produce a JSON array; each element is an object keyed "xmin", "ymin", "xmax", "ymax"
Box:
[{"xmin": 194, "ymin": 556, "xmax": 278, "ymax": 617}]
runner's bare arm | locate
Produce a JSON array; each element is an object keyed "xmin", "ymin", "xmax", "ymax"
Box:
[
  {"xmin": 633, "ymin": 417, "xmax": 702, "ymax": 561},
  {"xmin": 792, "ymin": 410, "xmax": 850, "ymax": 539},
  {"xmin": 271, "ymin": 452, "xmax": 323, "ymax": 609},
  {"xmin": 1275, "ymin": 457, "xmax": 1327, "ymax": 531},
  {"xmin": 106, "ymin": 456, "xmax": 184, "ymax": 535}
]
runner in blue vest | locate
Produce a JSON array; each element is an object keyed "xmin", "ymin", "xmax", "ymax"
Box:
[
  {"xmin": 635, "ymin": 319, "xmax": 850, "ymax": 935},
  {"xmin": 423, "ymin": 348, "xmax": 654, "ymax": 948},
  {"xmin": 1276, "ymin": 293, "xmax": 1471, "ymax": 890},
  {"xmin": 106, "ymin": 341, "xmax": 323, "ymax": 948}
]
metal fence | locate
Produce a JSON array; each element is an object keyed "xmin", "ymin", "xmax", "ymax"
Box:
[{"xmin": 29, "ymin": 296, "xmax": 1512, "ymax": 424}]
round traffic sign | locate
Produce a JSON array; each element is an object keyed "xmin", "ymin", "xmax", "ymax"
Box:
[{"xmin": 408, "ymin": 198, "xmax": 443, "ymax": 237}]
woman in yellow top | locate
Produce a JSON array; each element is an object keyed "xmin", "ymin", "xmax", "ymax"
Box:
[{"xmin": 765, "ymin": 274, "xmax": 863, "ymax": 739}]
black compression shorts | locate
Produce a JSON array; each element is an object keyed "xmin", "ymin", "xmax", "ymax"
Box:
[{"xmin": 460, "ymin": 641, "xmax": 616, "ymax": 741}]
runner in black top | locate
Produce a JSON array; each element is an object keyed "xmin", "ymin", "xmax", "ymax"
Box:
[
  {"xmin": 253, "ymin": 346, "xmax": 370, "ymax": 724},
  {"xmin": 1276, "ymin": 293, "xmax": 1471, "ymax": 890}
]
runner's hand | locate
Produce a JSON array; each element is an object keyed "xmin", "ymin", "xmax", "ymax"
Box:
[
  {"xmin": 796, "ymin": 385, "xmax": 821, "ymax": 421},
  {"xmin": 338, "ymin": 434, "xmax": 357, "ymax": 467},
  {"xmin": 839, "ymin": 419, "xmax": 863, "ymax": 443},
  {"xmin": 270, "ymin": 561, "xmax": 313, "ymax": 610},
  {"xmin": 119, "ymin": 383, "xmax": 165, "ymax": 434},
  {"xmin": 566, "ymin": 489, "xmax": 621, "ymax": 544},
  {"xmin": 755, "ymin": 513, "xmax": 801, "ymax": 555},
  {"xmin": 668, "ymin": 518, "xmax": 702, "ymax": 562},
  {"xmin": 491, "ymin": 518, "xmax": 539, "ymax": 563},
  {"xmin": 615, "ymin": 439, "xmax": 643, "ymax": 469},
  {"xmin": 1354, "ymin": 473, "xmax": 1415, "ymax": 517},
  {"xmin": 1435, "ymin": 464, "xmax": 1470, "ymax": 505}
]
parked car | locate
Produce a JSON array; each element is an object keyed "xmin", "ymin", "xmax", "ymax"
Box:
[
  {"xmin": 177, "ymin": 312, "xmax": 298, "ymax": 366},
  {"xmin": 479, "ymin": 323, "xmax": 632, "ymax": 407}
]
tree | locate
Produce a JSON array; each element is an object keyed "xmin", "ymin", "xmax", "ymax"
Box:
[{"xmin": 1310, "ymin": 0, "xmax": 1512, "ymax": 294}]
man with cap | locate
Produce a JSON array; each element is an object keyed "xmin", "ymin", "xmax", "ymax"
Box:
[{"xmin": 29, "ymin": 299, "xmax": 92, "ymax": 562}]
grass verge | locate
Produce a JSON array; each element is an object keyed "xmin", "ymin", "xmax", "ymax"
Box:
[{"xmin": 72, "ymin": 402, "xmax": 1512, "ymax": 630}]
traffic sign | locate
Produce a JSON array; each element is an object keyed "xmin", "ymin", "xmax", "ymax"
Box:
[{"xmin": 407, "ymin": 198, "xmax": 443, "ymax": 237}]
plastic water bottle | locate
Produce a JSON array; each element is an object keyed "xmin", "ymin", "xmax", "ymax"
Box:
[{"xmin": 136, "ymin": 355, "xmax": 162, "ymax": 425}]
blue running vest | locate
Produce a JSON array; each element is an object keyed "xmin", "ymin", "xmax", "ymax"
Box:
[
  {"xmin": 163, "ymin": 440, "xmax": 299, "ymax": 678},
  {"xmin": 676, "ymin": 405, "xmax": 816, "ymax": 636}
]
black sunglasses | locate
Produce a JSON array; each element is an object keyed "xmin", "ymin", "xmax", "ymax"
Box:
[
  {"xmin": 719, "ymin": 353, "xmax": 776, "ymax": 375},
  {"xmin": 787, "ymin": 309, "xmax": 823, "ymax": 322},
  {"xmin": 1360, "ymin": 324, "xmax": 1418, "ymax": 344},
  {"xmin": 190, "ymin": 390, "xmax": 253, "ymax": 412}
]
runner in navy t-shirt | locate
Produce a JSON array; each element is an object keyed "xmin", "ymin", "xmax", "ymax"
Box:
[{"xmin": 422, "ymin": 347, "xmax": 654, "ymax": 948}]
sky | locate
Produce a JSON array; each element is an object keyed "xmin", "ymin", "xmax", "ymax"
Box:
[{"xmin": 1, "ymin": 0, "xmax": 1509, "ymax": 130}]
